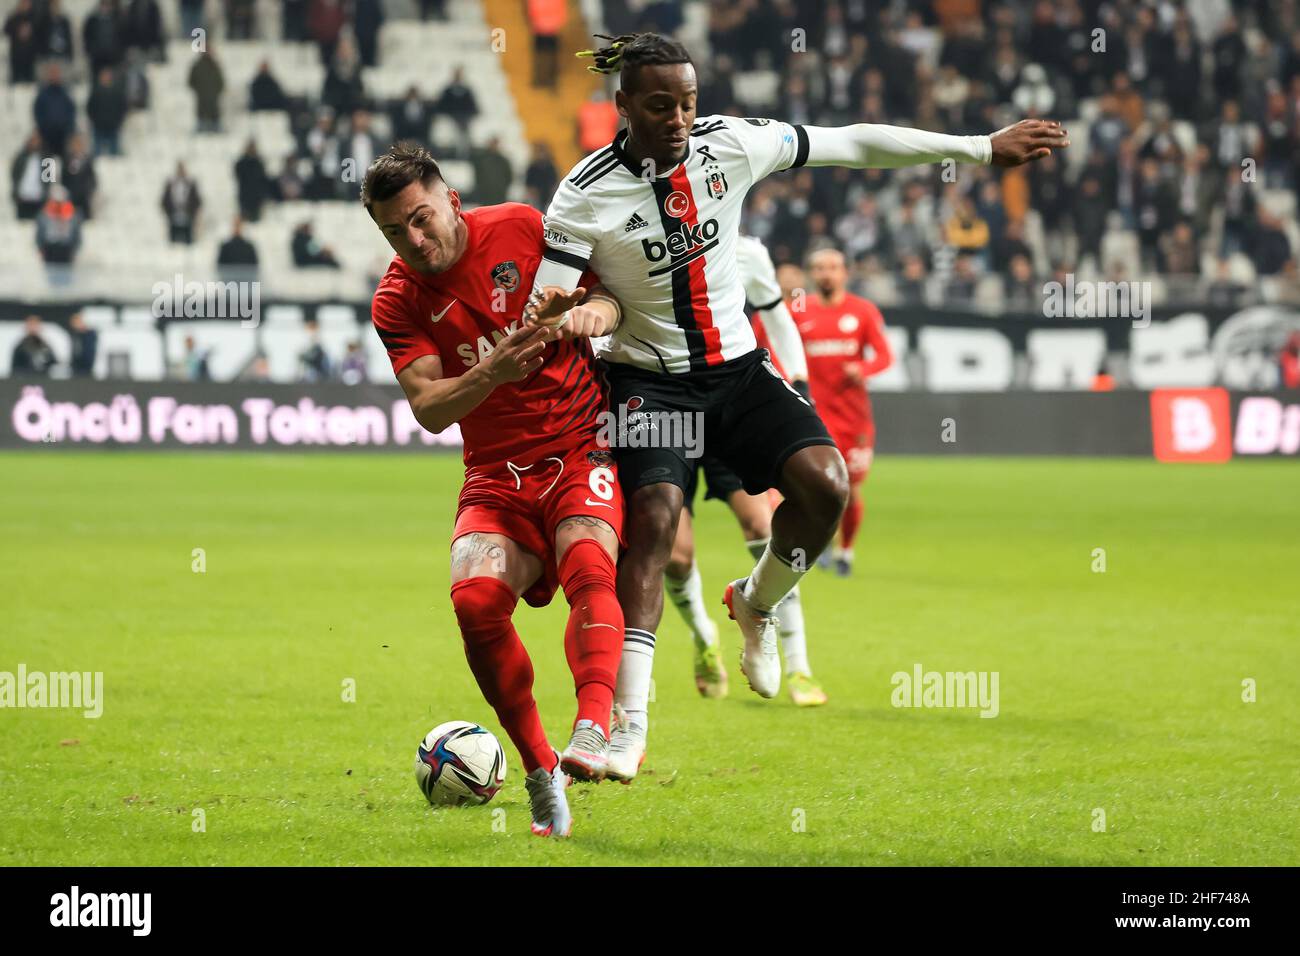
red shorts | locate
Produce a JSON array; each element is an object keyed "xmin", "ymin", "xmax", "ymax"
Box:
[
  {"xmin": 828, "ymin": 419, "xmax": 875, "ymax": 483},
  {"xmin": 452, "ymin": 442, "xmax": 625, "ymax": 608}
]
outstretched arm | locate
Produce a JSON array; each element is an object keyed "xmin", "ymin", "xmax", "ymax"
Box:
[
  {"xmin": 753, "ymin": 298, "xmax": 808, "ymax": 383},
  {"xmin": 804, "ymin": 118, "xmax": 1068, "ymax": 170}
]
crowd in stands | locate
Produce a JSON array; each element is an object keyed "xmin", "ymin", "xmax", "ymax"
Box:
[
  {"xmin": 596, "ymin": 0, "xmax": 1300, "ymax": 306},
  {"xmin": 5, "ymin": 0, "xmax": 1300, "ymax": 310},
  {"xmin": 7, "ymin": 0, "xmax": 554, "ymax": 277}
]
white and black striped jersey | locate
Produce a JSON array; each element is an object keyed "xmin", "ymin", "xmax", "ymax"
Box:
[{"xmin": 534, "ymin": 115, "xmax": 811, "ymax": 374}]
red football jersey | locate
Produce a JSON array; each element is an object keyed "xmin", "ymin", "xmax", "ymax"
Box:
[
  {"xmin": 371, "ymin": 203, "xmax": 604, "ymax": 469},
  {"xmin": 796, "ymin": 293, "xmax": 893, "ymax": 431}
]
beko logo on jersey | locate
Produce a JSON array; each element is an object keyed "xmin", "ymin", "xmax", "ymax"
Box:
[{"xmin": 641, "ymin": 218, "xmax": 720, "ymax": 276}]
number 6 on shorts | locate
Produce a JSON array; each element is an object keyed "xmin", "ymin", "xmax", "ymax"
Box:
[{"xmin": 588, "ymin": 466, "xmax": 615, "ymax": 501}]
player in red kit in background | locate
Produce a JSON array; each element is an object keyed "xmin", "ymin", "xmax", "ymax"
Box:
[
  {"xmin": 799, "ymin": 247, "xmax": 893, "ymax": 577},
  {"xmin": 363, "ymin": 143, "xmax": 627, "ymax": 838}
]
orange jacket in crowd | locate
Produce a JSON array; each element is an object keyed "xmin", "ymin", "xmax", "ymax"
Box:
[
  {"xmin": 528, "ymin": 0, "xmax": 567, "ymax": 36},
  {"xmin": 578, "ymin": 98, "xmax": 619, "ymax": 154},
  {"xmin": 1282, "ymin": 334, "xmax": 1300, "ymax": 389}
]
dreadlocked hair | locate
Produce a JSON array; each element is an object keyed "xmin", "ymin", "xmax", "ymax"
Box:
[{"xmin": 576, "ymin": 33, "xmax": 692, "ymax": 90}]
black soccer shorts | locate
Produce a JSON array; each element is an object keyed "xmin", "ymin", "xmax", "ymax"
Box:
[
  {"xmin": 682, "ymin": 454, "xmax": 744, "ymax": 515},
  {"xmin": 602, "ymin": 348, "xmax": 834, "ymax": 498}
]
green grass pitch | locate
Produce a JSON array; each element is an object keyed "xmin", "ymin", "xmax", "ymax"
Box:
[{"xmin": 1, "ymin": 451, "xmax": 1296, "ymax": 866}]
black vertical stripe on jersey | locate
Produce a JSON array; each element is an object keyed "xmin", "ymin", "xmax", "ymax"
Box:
[{"xmin": 648, "ymin": 177, "xmax": 709, "ymax": 372}]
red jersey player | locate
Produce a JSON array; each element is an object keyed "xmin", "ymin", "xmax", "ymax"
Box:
[
  {"xmin": 363, "ymin": 143, "xmax": 627, "ymax": 838},
  {"xmin": 798, "ymin": 247, "xmax": 893, "ymax": 576}
]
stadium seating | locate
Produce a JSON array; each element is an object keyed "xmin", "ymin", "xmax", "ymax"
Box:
[{"xmin": 1, "ymin": 0, "xmax": 527, "ymax": 302}]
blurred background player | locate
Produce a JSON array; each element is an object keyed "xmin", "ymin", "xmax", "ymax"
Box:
[
  {"xmin": 800, "ymin": 247, "xmax": 894, "ymax": 577},
  {"xmin": 364, "ymin": 143, "xmax": 626, "ymax": 838},
  {"xmin": 664, "ymin": 234, "xmax": 828, "ymax": 706}
]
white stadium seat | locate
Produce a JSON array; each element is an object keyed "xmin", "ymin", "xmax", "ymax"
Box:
[
  {"xmin": 93, "ymin": 327, "xmax": 167, "ymax": 381},
  {"xmin": 258, "ymin": 326, "xmax": 365, "ymax": 383},
  {"xmin": 79, "ymin": 307, "xmax": 120, "ymax": 330},
  {"xmin": 163, "ymin": 322, "xmax": 258, "ymax": 382}
]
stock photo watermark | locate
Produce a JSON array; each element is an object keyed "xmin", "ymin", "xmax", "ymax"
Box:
[
  {"xmin": 151, "ymin": 273, "xmax": 261, "ymax": 328},
  {"xmin": 49, "ymin": 887, "xmax": 150, "ymax": 936},
  {"xmin": 0, "ymin": 665, "xmax": 103, "ymax": 718},
  {"xmin": 595, "ymin": 399, "xmax": 704, "ymax": 458},
  {"xmin": 1042, "ymin": 275, "xmax": 1151, "ymax": 327},
  {"xmin": 891, "ymin": 663, "xmax": 999, "ymax": 718}
]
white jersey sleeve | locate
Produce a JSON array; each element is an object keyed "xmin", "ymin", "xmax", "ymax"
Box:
[
  {"xmin": 725, "ymin": 116, "xmax": 810, "ymax": 182},
  {"xmin": 736, "ymin": 235, "xmax": 807, "ymax": 381},
  {"xmin": 803, "ymin": 123, "xmax": 991, "ymax": 168},
  {"xmin": 736, "ymin": 234, "xmax": 784, "ymax": 308},
  {"xmin": 532, "ymin": 178, "xmax": 600, "ymax": 293}
]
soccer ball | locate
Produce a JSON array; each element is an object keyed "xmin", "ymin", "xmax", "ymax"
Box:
[{"xmin": 414, "ymin": 721, "xmax": 507, "ymax": 806}]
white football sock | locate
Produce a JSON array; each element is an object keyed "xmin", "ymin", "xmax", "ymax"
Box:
[
  {"xmin": 746, "ymin": 539, "xmax": 809, "ymax": 675},
  {"xmin": 742, "ymin": 539, "xmax": 807, "ymax": 613},
  {"xmin": 664, "ymin": 563, "xmax": 716, "ymax": 647},
  {"xmin": 615, "ymin": 627, "xmax": 655, "ymax": 727},
  {"xmin": 777, "ymin": 585, "xmax": 809, "ymax": 676}
]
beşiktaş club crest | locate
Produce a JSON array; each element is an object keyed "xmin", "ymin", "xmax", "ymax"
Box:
[
  {"xmin": 490, "ymin": 260, "xmax": 520, "ymax": 292},
  {"xmin": 704, "ymin": 162, "xmax": 728, "ymax": 200}
]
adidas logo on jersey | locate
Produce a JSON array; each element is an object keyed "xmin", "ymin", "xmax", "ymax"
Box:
[{"xmin": 624, "ymin": 213, "xmax": 649, "ymax": 233}]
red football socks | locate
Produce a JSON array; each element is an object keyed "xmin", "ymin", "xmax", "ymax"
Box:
[
  {"xmin": 450, "ymin": 576, "xmax": 555, "ymax": 773},
  {"xmin": 557, "ymin": 538, "xmax": 622, "ymax": 735},
  {"xmin": 840, "ymin": 491, "xmax": 864, "ymax": 551}
]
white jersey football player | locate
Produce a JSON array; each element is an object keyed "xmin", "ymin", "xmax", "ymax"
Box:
[
  {"xmin": 525, "ymin": 32, "xmax": 1068, "ymax": 781},
  {"xmin": 662, "ymin": 234, "xmax": 831, "ymax": 707}
]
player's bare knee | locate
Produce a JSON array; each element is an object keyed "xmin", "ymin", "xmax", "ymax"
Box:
[
  {"xmin": 665, "ymin": 553, "xmax": 693, "ymax": 579},
  {"xmin": 627, "ymin": 484, "xmax": 683, "ymax": 556},
  {"xmin": 667, "ymin": 534, "xmax": 694, "ymax": 576},
  {"xmin": 823, "ymin": 453, "xmax": 851, "ymax": 516},
  {"xmin": 785, "ymin": 449, "xmax": 849, "ymax": 531},
  {"xmin": 555, "ymin": 515, "xmax": 618, "ymax": 564}
]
